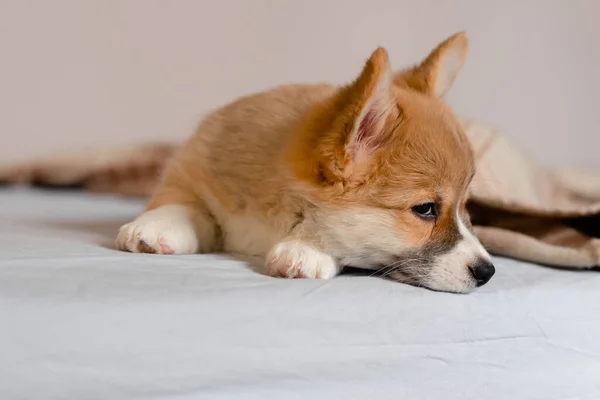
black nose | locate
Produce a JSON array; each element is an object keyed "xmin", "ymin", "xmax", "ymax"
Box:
[{"xmin": 469, "ymin": 260, "xmax": 495, "ymax": 286}]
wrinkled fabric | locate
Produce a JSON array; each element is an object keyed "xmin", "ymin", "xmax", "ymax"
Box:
[{"xmin": 1, "ymin": 189, "xmax": 600, "ymax": 399}]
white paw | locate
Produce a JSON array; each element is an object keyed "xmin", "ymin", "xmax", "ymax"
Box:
[
  {"xmin": 116, "ymin": 205, "xmax": 199, "ymax": 255},
  {"xmin": 266, "ymin": 241, "xmax": 339, "ymax": 279}
]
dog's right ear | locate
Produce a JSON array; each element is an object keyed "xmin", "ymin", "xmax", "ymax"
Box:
[
  {"xmin": 340, "ymin": 47, "xmax": 397, "ymax": 162},
  {"xmin": 286, "ymin": 47, "xmax": 400, "ymax": 187},
  {"xmin": 395, "ymin": 32, "xmax": 469, "ymax": 98},
  {"xmin": 324, "ymin": 47, "xmax": 400, "ymax": 180}
]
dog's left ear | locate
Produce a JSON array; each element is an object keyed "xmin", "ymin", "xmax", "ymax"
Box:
[{"xmin": 395, "ymin": 32, "xmax": 469, "ymax": 98}]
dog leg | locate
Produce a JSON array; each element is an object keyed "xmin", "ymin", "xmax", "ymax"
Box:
[
  {"xmin": 265, "ymin": 219, "xmax": 342, "ymax": 279},
  {"xmin": 116, "ymin": 168, "xmax": 217, "ymax": 255}
]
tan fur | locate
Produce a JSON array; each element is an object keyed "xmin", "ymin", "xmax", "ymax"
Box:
[
  {"xmin": 116, "ymin": 32, "xmax": 494, "ymax": 293},
  {"xmin": 395, "ymin": 32, "xmax": 469, "ymax": 97}
]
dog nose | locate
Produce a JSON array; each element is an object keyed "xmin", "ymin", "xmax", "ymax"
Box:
[{"xmin": 469, "ymin": 259, "xmax": 495, "ymax": 286}]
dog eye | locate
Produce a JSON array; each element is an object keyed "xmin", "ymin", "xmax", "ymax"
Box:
[{"xmin": 412, "ymin": 202, "xmax": 437, "ymax": 219}]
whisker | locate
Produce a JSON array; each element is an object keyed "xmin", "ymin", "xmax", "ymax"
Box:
[{"xmin": 377, "ymin": 257, "xmax": 430, "ymax": 280}]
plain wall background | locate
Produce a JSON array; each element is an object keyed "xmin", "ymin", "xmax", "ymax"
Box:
[{"xmin": 1, "ymin": 0, "xmax": 598, "ymax": 167}]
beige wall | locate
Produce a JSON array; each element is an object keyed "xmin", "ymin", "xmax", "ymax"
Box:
[{"xmin": 1, "ymin": 0, "xmax": 598, "ymax": 167}]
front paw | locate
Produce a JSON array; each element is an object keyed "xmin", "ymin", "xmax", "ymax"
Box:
[
  {"xmin": 115, "ymin": 205, "xmax": 199, "ymax": 255},
  {"xmin": 266, "ymin": 241, "xmax": 339, "ymax": 279}
]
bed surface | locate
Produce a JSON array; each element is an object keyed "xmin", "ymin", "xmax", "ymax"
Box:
[{"xmin": 1, "ymin": 188, "xmax": 599, "ymax": 400}]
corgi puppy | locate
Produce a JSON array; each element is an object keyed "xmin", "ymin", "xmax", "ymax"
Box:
[{"xmin": 116, "ymin": 32, "xmax": 494, "ymax": 293}]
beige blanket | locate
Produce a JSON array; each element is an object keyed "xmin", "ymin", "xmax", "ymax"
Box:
[{"xmin": 2, "ymin": 120, "xmax": 599, "ymax": 269}]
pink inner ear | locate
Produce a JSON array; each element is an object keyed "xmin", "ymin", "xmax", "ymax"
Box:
[{"xmin": 356, "ymin": 108, "xmax": 378, "ymax": 145}]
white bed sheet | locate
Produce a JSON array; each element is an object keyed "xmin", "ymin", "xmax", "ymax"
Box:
[{"xmin": 1, "ymin": 188, "xmax": 599, "ymax": 400}]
